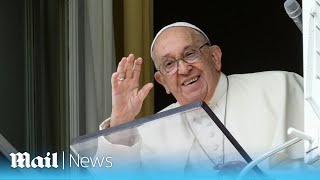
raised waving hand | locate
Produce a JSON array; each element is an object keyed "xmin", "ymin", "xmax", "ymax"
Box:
[{"xmin": 110, "ymin": 54, "xmax": 153, "ymax": 127}]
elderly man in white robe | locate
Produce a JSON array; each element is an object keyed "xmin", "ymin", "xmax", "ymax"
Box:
[{"xmin": 95, "ymin": 22, "xmax": 304, "ymax": 175}]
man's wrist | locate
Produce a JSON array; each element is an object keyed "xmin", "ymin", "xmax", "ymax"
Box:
[{"xmin": 110, "ymin": 115, "xmax": 134, "ymax": 127}]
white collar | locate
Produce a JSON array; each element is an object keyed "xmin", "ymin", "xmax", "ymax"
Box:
[{"xmin": 208, "ymin": 73, "xmax": 228, "ymax": 106}]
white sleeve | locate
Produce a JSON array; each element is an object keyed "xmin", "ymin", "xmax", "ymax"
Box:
[{"xmin": 95, "ymin": 118, "xmax": 142, "ymax": 169}]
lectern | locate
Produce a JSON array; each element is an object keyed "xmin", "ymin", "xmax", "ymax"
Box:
[{"xmin": 71, "ymin": 101, "xmax": 263, "ymax": 177}]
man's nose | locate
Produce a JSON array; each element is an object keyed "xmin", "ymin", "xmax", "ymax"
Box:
[{"xmin": 177, "ymin": 60, "xmax": 192, "ymax": 74}]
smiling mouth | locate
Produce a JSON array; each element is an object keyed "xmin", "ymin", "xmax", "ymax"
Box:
[{"xmin": 183, "ymin": 76, "xmax": 200, "ymax": 86}]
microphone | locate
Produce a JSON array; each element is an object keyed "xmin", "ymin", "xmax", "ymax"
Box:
[{"xmin": 284, "ymin": 0, "xmax": 302, "ymax": 32}]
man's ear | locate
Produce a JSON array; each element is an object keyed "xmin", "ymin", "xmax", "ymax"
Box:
[
  {"xmin": 154, "ymin": 72, "xmax": 171, "ymax": 94},
  {"xmin": 210, "ymin": 45, "xmax": 222, "ymax": 72}
]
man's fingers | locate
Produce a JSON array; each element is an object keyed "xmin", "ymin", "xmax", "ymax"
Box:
[
  {"xmin": 138, "ymin": 83, "xmax": 154, "ymax": 102},
  {"xmin": 133, "ymin": 57, "xmax": 142, "ymax": 80},
  {"xmin": 125, "ymin": 54, "xmax": 135, "ymax": 79},
  {"xmin": 117, "ymin": 57, "xmax": 127, "ymax": 79},
  {"xmin": 111, "ymin": 72, "xmax": 119, "ymax": 89}
]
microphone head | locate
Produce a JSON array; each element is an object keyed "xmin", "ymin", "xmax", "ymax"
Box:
[{"xmin": 284, "ymin": 0, "xmax": 302, "ymax": 18}]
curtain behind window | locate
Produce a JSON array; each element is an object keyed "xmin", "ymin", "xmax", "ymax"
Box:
[
  {"xmin": 84, "ymin": 0, "xmax": 116, "ymax": 133},
  {"xmin": 69, "ymin": 0, "xmax": 154, "ymax": 140},
  {"xmin": 113, "ymin": 0, "xmax": 154, "ymax": 119}
]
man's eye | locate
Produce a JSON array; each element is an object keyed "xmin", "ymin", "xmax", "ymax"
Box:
[
  {"xmin": 185, "ymin": 51, "xmax": 195, "ymax": 58},
  {"xmin": 165, "ymin": 61, "xmax": 175, "ymax": 68}
]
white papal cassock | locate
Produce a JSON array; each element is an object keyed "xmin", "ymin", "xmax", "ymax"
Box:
[{"xmin": 96, "ymin": 71, "xmax": 304, "ymax": 173}]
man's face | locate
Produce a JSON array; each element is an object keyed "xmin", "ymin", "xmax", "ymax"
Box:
[{"xmin": 153, "ymin": 27, "xmax": 222, "ymax": 105}]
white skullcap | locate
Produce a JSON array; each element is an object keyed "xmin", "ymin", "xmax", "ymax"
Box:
[{"xmin": 150, "ymin": 22, "xmax": 211, "ymax": 61}]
